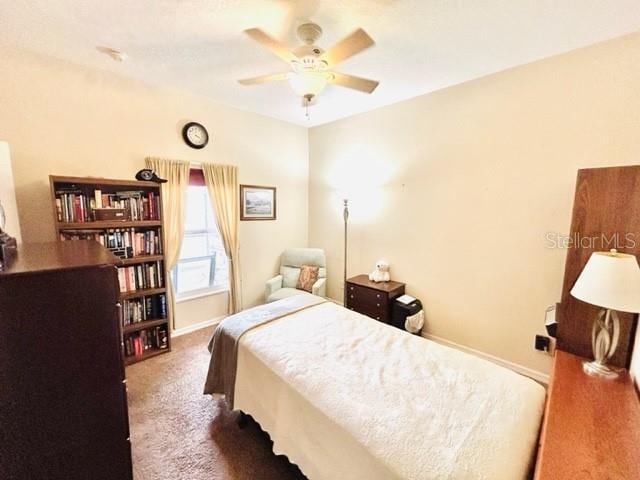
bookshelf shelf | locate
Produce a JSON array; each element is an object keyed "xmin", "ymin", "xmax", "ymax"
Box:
[
  {"xmin": 50, "ymin": 175, "xmax": 172, "ymax": 366},
  {"xmin": 58, "ymin": 220, "xmax": 163, "ymax": 229},
  {"xmin": 119, "ymin": 255, "xmax": 164, "ymax": 266},
  {"xmin": 120, "ymin": 287, "xmax": 166, "ymax": 300},
  {"xmin": 123, "ymin": 318, "xmax": 169, "ymax": 334},
  {"xmin": 124, "ymin": 348, "xmax": 166, "ymax": 366}
]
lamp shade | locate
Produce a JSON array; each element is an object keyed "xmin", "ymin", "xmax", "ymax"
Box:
[
  {"xmin": 570, "ymin": 250, "xmax": 640, "ymax": 313},
  {"xmin": 0, "ymin": 141, "xmax": 22, "ymax": 243},
  {"xmin": 287, "ymin": 72, "xmax": 328, "ymax": 96}
]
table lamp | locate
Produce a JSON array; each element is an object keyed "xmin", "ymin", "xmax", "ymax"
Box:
[{"xmin": 570, "ymin": 249, "xmax": 640, "ymax": 379}]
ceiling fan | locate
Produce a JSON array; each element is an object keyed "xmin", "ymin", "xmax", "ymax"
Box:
[{"xmin": 238, "ymin": 22, "xmax": 379, "ymax": 116}]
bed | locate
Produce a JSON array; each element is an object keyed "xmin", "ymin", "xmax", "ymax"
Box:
[{"xmin": 205, "ymin": 293, "xmax": 546, "ymax": 480}]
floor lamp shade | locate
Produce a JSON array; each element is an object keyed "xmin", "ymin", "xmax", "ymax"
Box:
[{"xmin": 0, "ymin": 141, "xmax": 22, "ymax": 243}]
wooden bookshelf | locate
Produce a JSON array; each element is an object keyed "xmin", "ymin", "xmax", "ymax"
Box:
[{"xmin": 50, "ymin": 175, "xmax": 171, "ymax": 366}]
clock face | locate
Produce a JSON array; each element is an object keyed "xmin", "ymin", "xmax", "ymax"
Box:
[
  {"xmin": 140, "ymin": 170, "xmax": 153, "ymax": 181},
  {"xmin": 182, "ymin": 122, "xmax": 209, "ymax": 149}
]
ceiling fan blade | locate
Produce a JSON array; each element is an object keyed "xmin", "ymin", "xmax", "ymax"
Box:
[
  {"xmin": 320, "ymin": 28, "xmax": 375, "ymax": 66},
  {"xmin": 238, "ymin": 72, "xmax": 289, "ymax": 85},
  {"xmin": 244, "ymin": 28, "xmax": 298, "ymax": 64},
  {"xmin": 329, "ymin": 72, "xmax": 379, "ymax": 94}
]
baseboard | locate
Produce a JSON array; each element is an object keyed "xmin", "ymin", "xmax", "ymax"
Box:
[
  {"xmin": 172, "ymin": 315, "xmax": 225, "ymax": 337},
  {"xmin": 423, "ymin": 333, "xmax": 550, "ymax": 384}
]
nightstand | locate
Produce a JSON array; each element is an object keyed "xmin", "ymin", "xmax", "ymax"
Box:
[
  {"xmin": 345, "ymin": 274, "xmax": 405, "ymax": 324},
  {"xmin": 534, "ymin": 350, "xmax": 640, "ymax": 479}
]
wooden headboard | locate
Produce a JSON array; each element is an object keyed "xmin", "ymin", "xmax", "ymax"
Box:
[{"xmin": 556, "ymin": 166, "xmax": 640, "ymax": 368}]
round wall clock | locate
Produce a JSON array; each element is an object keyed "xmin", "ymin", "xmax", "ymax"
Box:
[{"xmin": 182, "ymin": 122, "xmax": 209, "ymax": 149}]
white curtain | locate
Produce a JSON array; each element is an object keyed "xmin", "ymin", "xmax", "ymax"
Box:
[
  {"xmin": 201, "ymin": 163, "xmax": 242, "ymax": 314},
  {"xmin": 145, "ymin": 157, "xmax": 190, "ymax": 329}
]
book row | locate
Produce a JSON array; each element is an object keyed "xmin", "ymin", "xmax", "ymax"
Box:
[
  {"xmin": 55, "ymin": 189, "xmax": 161, "ymax": 223},
  {"xmin": 124, "ymin": 326, "xmax": 169, "ymax": 357},
  {"xmin": 59, "ymin": 228, "xmax": 162, "ymax": 258},
  {"xmin": 121, "ymin": 294, "xmax": 167, "ymax": 326},
  {"xmin": 117, "ymin": 261, "xmax": 164, "ymax": 293}
]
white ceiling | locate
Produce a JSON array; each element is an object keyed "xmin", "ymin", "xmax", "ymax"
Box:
[{"xmin": 2, "ymin": 0, "xmax": 640, "ymax": 126}]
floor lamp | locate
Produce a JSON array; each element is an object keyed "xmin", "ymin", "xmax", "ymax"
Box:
[{"xmin": 343, "ymin": 198, "xmax": 349, "ymax": 306}]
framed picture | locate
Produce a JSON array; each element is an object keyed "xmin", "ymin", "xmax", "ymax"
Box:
[{"xmin": 240, "ymin": 185, "xmax": 276, "ymax": 221}]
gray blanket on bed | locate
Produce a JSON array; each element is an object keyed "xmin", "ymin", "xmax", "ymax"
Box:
[{"xmin": 204, "ymin": 293, "xmax": 327, "ymax": 408}]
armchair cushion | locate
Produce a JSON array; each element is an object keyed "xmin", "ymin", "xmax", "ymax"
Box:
[
  {"xmin": 267, "ymin": 287, "xmax": 305, "ymax": 303},
  {"xmin": 282, "ymin": 266, "xmax": 300, "ymax": 288}
]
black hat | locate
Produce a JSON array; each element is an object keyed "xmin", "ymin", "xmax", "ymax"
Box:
[{"xmin": 135, "ymin": 169, "xmax": 167, "ymax": 183}]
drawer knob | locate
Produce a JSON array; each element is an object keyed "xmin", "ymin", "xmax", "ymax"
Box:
[
  {"xmin": 376, "ymin": 303, "xmax": 380, "ymax": 307},
  {"xmin": 376, "ymin": 317, "xmax": 380, "ymax": 320},
  {"xmin": 350, "ymin": 294, "xmax": 354, "ymax": 298},
  {"xmin": 350, "ymin": 286, "xmax": 354, "ymax": 290},
  {"xmin": 376, "ymin": 294, "xmax": 381, "ymax": 298}
]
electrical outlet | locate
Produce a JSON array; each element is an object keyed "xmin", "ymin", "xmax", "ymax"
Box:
[{"xmin": 535, "ymin": 335, "xmax": 550, "ymax": 352}]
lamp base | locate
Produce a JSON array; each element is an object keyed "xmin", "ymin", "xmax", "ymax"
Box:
[{"xmin": 582, "ymin": 360, "xmax": 620, "ymax": 379}]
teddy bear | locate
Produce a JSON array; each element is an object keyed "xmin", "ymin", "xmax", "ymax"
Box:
[{"xmin": 368, "ymin": 260, "xmax": 391, "ymax": 282}]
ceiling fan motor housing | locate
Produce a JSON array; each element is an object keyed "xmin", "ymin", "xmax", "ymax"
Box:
[
  {"xmin": 297, "ymin": 22, "xmax": 323, "ymax": 45},
  {"xmin": 293, "ymin": 23, "xmax": 326, "ymax": 70}
]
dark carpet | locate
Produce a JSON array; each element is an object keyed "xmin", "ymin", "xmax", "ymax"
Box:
[{"xmin": 126, "ymin": 326, "xmax": 306, "ymax": 480}]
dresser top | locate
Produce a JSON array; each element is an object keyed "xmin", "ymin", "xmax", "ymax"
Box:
[
  {"xmin": 0, "ymin": 240, "xmax": 118, "ymax": 277},
  {"xmin": 346, "ymin": 274, "xmax": 405, "ymax": 293},
  {"xmin": 535, "ymin": 350, "xmax": 640, "ymax": 479}
]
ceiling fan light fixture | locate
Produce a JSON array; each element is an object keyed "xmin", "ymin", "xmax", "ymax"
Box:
[{"xmin": 287, "ymin": 72, "xmax": 330, "ymax": 97}]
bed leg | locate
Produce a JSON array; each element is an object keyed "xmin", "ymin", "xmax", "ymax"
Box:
[{"xmin": 237, "ymin": 411, "xmax": 248, "ymax": 429}]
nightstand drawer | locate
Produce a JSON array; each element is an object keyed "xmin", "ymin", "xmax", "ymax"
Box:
[
  {"xmin": 347, "ymin": 284, "xmax": 386, "ymax": 307},
  {"xmin": 348, "ymin": 303, "xmax": 387, "ymax": 322}
]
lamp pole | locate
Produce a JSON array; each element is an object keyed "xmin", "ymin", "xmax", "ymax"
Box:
[{"xmin": 343, "ymin": 198, "xmax": 349, "ymax": 306}]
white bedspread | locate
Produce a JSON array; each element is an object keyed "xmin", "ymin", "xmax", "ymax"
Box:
[{"xmin": 234, "ymin": 300, "xmax": 545, "ymax": 480}]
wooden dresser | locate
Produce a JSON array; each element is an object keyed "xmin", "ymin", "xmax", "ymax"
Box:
[
  {"xmin": 345, "ymin": 274, "xmax": 405, "ymax": 324},
  {"xmin": 0, "ymin": 241, "xmax": 133, "ymax": 480},
  {"xmin": 535, "ymin": 350, "xmax": 640, "ymax": 479}
]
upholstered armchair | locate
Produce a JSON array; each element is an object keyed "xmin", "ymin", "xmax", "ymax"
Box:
[{"xmin": 265, "ymin": 248, "xmax": 327, "ymax": 303}]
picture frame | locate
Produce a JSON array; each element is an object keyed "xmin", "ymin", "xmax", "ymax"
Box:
[{"xmin": 240, "ymin": 185, "xmax": 276, "ymax": 221}]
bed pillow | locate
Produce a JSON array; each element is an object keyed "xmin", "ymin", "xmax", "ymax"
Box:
[{"xmin": 296, "ymin": 265, "xmax": 319, "ymax": 292}]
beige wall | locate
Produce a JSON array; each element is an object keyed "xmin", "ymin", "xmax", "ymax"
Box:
[
  {"xmin": 0, "ymin": 142, "xmax": 22, "ymax": 242},
  {"xmin": 0, "ymin": 46, "xmax": 308, "ymax": 330},
  {"xmin": 4, "ymin": 33, "xmax": 640, "ymax": 375},
  {"xmin": 308, "ymin": 33, "xmax": 640, "ymax": 375}
]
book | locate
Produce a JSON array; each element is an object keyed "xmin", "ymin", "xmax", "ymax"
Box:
[{"xmin": 94, "ymin": 189, "xmax": 102, "ymax": 209}]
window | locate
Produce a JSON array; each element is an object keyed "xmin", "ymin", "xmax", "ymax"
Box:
[{"xmin": 172, "ymin": 185, "xmax": 229, "ymax": 299}]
